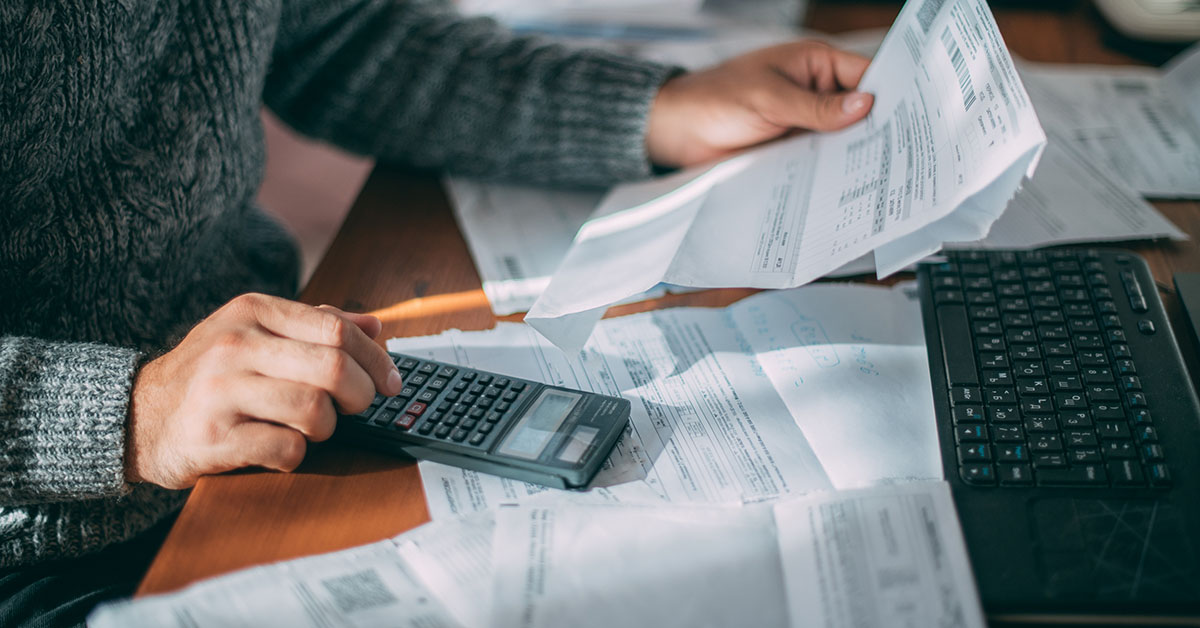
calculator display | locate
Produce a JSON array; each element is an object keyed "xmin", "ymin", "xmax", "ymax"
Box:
[{"xmin": 497, "ymin": 390, "xmax": 580, "ymax": 460}]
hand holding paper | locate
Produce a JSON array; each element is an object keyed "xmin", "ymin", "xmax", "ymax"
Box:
[{"xmin": 527, "ymin": 0, "xmax": 1047, "ymax": 351}]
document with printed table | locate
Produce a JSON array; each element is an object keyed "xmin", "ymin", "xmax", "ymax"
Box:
[
  {"xmin": 387, "ymin": 282, "xmax": 940, "ymax": 520},
  {"xmin": 90, "ymin": 484, "xmax": 984, "ymax": 628},
  {"xmin": 524, "ymin": 0, "xmax": 1047, "ymax": 351},
  {"xmin": 490, "ymin": 483, "xmax": 984, "ymax": 628}
]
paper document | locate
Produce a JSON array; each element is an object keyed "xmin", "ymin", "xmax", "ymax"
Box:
[
  {"xmin": 88, "ymin": 538, "xmax": 464, "ymax": 628},
  {"xmin": 389, "ymin": 282, "xmax": 940, "ymax": 520},
  {"xmin": 490, "ymin": 482, "xmax": 984, "ymax": 628},
  {"xmin": 525, "ymin": 0, "xmax": 1046, "ymax": 350},
  {"xmin": 1020, "ymin": 43, "xmax": 1200, "ymax": 199}
]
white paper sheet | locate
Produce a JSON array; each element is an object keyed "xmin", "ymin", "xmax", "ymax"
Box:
[
  {"xmin": 526, "ymin": 0, "xmax": 1046, "ymax": 351},
  {"xmin": 489, "ymin": 482, "xmax": 983, "ymax": 628},
  {"xmin": 88, "ymin": 539, "xmax": 462, "ymax": 628},
  {"xmin": 774, "ymin": 482, "xmax": 985, "ymax": 628},
  {"xmin": 389, "ymin": 282, "xmax": 941, "ymax": 519},
  {"xmin": 1020, "ymin": 46, "xmax": 1200, "ymax": 199}
]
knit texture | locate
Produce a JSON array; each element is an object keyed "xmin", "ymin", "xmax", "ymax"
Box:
[{"xmin": 0, "ymin": 0, "xmax": 674, "ymax": 568}]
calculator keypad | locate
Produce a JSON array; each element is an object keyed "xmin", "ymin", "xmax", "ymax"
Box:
[{"xmin": 340, "ymin": 353, "xmax": 533, "ymax": 451}]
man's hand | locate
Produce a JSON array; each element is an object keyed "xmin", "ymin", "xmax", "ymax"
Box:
[
  {"xmin": 126, "ymin": 293, "xmax": 402, "ymax": 489},
  {"xmin": 646, "ymin": 40, "xmax": 874, "ymax": 168}
]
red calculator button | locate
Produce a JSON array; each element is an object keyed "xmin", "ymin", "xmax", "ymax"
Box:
[{"xmin": 394, "ymin": 414, "xmax": 417, "ymax": 430}]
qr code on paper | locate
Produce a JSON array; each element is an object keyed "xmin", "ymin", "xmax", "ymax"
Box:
[{"xmin": 322, "ymin": 569, "xmax": 398, "ymax": 613}]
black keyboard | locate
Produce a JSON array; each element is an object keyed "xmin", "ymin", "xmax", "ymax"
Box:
[{"xmin": 918, "ymin": 249, "xmax": 1175, "ymax": 489}]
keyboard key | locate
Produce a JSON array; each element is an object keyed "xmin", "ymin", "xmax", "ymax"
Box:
[
  {"xmin": 953, "ymin": 406, "xmax": 985, "ymax": 423},
  {"xmin": 987, "ymin": 389, "xmax": 1016, "ymax": 404},
  {"xmin": 989, "ymin": 406, "xmax": 1019, "ymax": 423},
  {"xmin": 992, "ymin": 425, "xmax": 1025, "ymax": 442},
  {"xmin": 1034, "ymin": 453, "xmax": 1066, "ymax": 468},
  {"xmin": 1097, "ymin": 422, "xmax": 1129, "ymax": 440},
  {"xmin": 1065, "ymin": 430, "xmax": 1098, "ymax": 448},
  {"xmin": 1038, "ymin": 465, "xmax": 1107, "ymax": 486},
  {"xmin": 1070, "ymin": 448, "xmax": 1102, "ymax": 463},
  {"xmin": 1031, "ymin": 434, "xmax": 1063, "ymax": 451},
  {"xmin": 1135, "ymin": 426, "xmax": 1158, "ymax": 443},
  {"xmin": 1108, "ymin": 460, "xmax": 1144, "ymax": 486},
  {"xmin": 1103, "ymin": 441, "xmax": 1137, "ymax": 459},
  {"xmin": 1051, "ymin": 376, "xmax": 1081, "ymax": 391},
  {"xmin": 999, "ymin": 464, "xmax": 1034, "ymax": 486},
  {"xmin": 997, "ymin": 444, "xmax": 1029, "ymax": 462},
  {"xmin": 1143, "ymin": 444, "xmax": 1165, "ymax": 461},
  {"xmin": 959, "ymin": 444, "xmax": 991, "ymax": 462},
  {"xmin": 961, "ymin": 464, "xmax": 996, "ymax": 485},
  {"xmin": 982, "ymin": 371, "xmax": 1012, "ymax": 387},
  {"xmin": 1025, "ymin": 416, "xmax": 1057, "ymax": 433},
  {"xmin": 1017, "ymin": 379, "xmax": 1049, "ymax": 395},
  {"xmin": 957, "ymin": 425, "xmax": 987, "ymax": 442},
  {"xmin": 1148, "ymin": 464, "xmax": 1171, "ymax": 486},
  {"xmin": 1128, "ymin": 392, "xmax": 1148, "ymax": 408},
  {"xmin": 1058, "ymin": 411, "xmax": 1092, "ymax": 428}
]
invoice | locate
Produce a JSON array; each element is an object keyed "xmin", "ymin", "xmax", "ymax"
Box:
[
  {"xmin": 388, "ymin": 282, "xmax": 940, "ymax": 520},
  {"xmin": 525, "ymin": 0, "xmax": 1046, "ymax": 351}
]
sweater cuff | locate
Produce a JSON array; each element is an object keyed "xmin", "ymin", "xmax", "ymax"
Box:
[
  {"xmin": 0, "ymin": 337, "xmax": 140, "ymax": 502},
  {"xmin": 529, "ymin": 53, "xmax": 683, "ymax": 186}
]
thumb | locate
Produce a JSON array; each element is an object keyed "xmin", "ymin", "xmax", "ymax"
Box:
[
  {"xmin": 787, "ymin": 89, "xmax": 874, "ymax": 133},
  {"xmin": 316, "ymin": 305, "xmax": 383, "ymax": 340}
]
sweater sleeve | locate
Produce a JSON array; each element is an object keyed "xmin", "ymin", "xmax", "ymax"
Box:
[
  {"xmin": 0, "ymin": 336, "xmax": 139, "ymax": 506},
  {"xmin": 264, "ymin": 0, "xmax": 678, "ymax": 187}
]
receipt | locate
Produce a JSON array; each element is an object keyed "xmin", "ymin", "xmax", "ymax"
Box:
[{"xmin": 527, "ymin": 0, "xmax": 1046, "ymax": 350}]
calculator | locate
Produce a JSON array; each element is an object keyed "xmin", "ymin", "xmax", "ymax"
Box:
[{"xmin": 335, "ymin": 352, "xmax": 632, "ymax": 489}]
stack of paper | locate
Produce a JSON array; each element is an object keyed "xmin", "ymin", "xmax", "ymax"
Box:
[
  {"xmin": 523, "ymin": 0, "xmax": 1047, "ymax": 350},
  {"xmin": 90, "ymin": 484, "xmax": 985, "ymax": 628},
  {"xmin": 387, "ymin": 282, "xmax": 941, "ymax": 519}
]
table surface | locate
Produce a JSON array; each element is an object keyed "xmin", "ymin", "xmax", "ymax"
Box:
[{"xmin": 137, "ymin": 0, "xmax": 1200, "ymax": 598}]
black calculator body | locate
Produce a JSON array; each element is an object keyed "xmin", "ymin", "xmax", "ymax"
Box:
[{"xmin": 335, "ymin": 352, "xmax": 632, "ymax": 489}]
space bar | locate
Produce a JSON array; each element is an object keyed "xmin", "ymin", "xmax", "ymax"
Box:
[{"xmin": 937, "ymin": 305, "xmax": 978, "ymax": 386}]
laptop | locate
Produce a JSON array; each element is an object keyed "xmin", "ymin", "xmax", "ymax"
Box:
[{"xmin": 917, "ymin": 248, "xmax": 1200, "ymax": 621}]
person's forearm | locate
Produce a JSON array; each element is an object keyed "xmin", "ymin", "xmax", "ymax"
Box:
[
  {"xmin": 265, "ymin": 0, "xmax": 677, "ymax": 187},
  {"xmin": 0, "ymin": 336, "xmax": 139, "ymax": 506}
]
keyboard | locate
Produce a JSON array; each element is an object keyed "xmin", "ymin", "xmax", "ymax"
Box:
[{"xmin": 918, "ymin": 249, "xmax": 1174, "ymax": 489}]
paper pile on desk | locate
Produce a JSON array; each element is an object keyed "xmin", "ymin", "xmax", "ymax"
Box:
[
  {"xmin": 1019, "ymin": 43, "xmax": 1200, "ymax": 199},
  {"xmin": 90, "ymin": 483, "xmax": 985, "ymax": 628},
  {"xmin": 523, "ymin": 0, "xmax": 1047, "ymax": 351},
  {"xmin": 388, "ymin": 282, "xmax": 940, "ymax": 519}
]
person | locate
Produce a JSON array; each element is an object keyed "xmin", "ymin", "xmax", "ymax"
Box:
[{"xmin": 0, "ymin": 0, "xmax": 873, "ymax": 625}]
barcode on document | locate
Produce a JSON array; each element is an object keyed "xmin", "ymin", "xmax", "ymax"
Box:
[
  {"xmin": 502, "ymin": 255, "xmax": 525, "ymax": 280},
  {"xmin": 916, "ymin": 0, "xmax": 946, "ymax": 33},
  {"xmin": 321, "ymin": 569, "xmax": 398, "ymax": 613},
  {"xmin": 941, "ymin": 26, "xmax": 977, "ymax": 111}
]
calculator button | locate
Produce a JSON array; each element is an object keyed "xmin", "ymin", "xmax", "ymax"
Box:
[
  {"xmin": 445, "ymin": 391, "xmax": 461, "ymax": 402},
  {"xmin": 397, "ymin": 358, "xmax": 419, "ymax": 370},
  {"xmin": 434, "ymin": 425, "xmax": 453, "ymax": 439},
  {"xmin": 477, "ymin": 396, "xmax": 494, "ymax": 409},
  {"xmin": 351, "ymin": 406, "xmax": 377, "ymax": 421},
  {"xmin": 409, "ymin": 374, "xmax": 428, "ymax": 387},
  {"xmin": 418, "ymin": 363, "xmax": 438, "ymax": 375},
  {"xmin": 453, "ymin": 381, "xmax": 468, "ymax": 391},
  {"xmin": 417, "ymin": 390, "xmax": 438, "ymax": 403},
  {"xmin": 451, "ymin": 428, "xmax": 469, "ymax": 442},
  {"xmin": 477, "ymin": 375, "xmax": 493, "ymax": 385},
  {"xmin": 486, "ymin": 412, "xmax": 503, "ymax": 423},
  {"xmin": 393, "ymin": 414, "xmax": 417, "ymax": 430},
  {"xmin": 469, "ymin": 433, "xmax": 486, "ymax": 446},
  {"xmin": 469, "ymin": 384, "xmax": 485, "ymax": 395},
  {"xmin": 371, "ymin": 409, "xmax": 397, "ymax": 426},
  {"xmin": 496, "ymin": 402, "xmax": 511, "ymax": 413},
  {"xmin": 462, "ymin": 419, "xmax": 478, "ymax": 430},
  {"xmin": 502, "ymin": 391, "xmax": 519, "ymax": 402},
  {"xmin": 406, "ymin": 402, "xmax": 427, "ymax": 416},
  {"xmin": 417, "ymin": 423, "xmax": 434, "ymax": 435},
  {"xmin": 511, "ymin": 382, "xmax": 526, "ymax": 391},
  {"xmin": 484, "ymin": 386, "xmax": 501, "ymax": 398},
  {"xmin": 443, "ymin": 414, "xmax": 461, "ymax": 427},
  {"xmin": 461, "ymin": 372, "xmax": 476, "ymax": 381},
  {"xmin": 383, "ymin": 398, "xmax": 406, "ymax": 412},
  {"xmin": 469, "ymin": 408, "xmax": 485, "ymax": 420},
  {"xmin": 451, "ymin": 404, "xmax": 468, "ymax": 415},
  {"xmin": 370, "ymin": 394, "xmax": 386, "ymax": 407},
  {"xmin": 438, "ymin": 366, "xmax": 458, "ymax": 378},
  {"xmin": 397, "ymin": 386, "xmax": 417, "ymax": 399},
  {"xmin": 496, "ymin": 378, "xmax": 510, "ymax": 388},
  {"xmin": 428, "ymin": 411, "xmax": 444, "ymax": 423},
  {"xmin": 478, "ymin": 422, "xmax": 494, "ymax": 434},
  {"xmin": 428, "ymin": 378, "xmax": 448, "ymax": 391}
]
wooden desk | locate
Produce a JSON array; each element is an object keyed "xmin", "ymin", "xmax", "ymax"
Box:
[{"xmin": 138, "ymin": 0, "xmax": 1200, "ymax": 598}]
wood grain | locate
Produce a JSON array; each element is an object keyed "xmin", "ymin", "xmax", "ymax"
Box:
[{"xmin": 137, "ymin": 1, "xmax": 1200, "ymax": 596}]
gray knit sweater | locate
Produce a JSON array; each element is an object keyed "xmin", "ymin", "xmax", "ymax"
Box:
[{"xmin": 0, "ymin": 0, "xmax": 672, "ymax": 568}]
